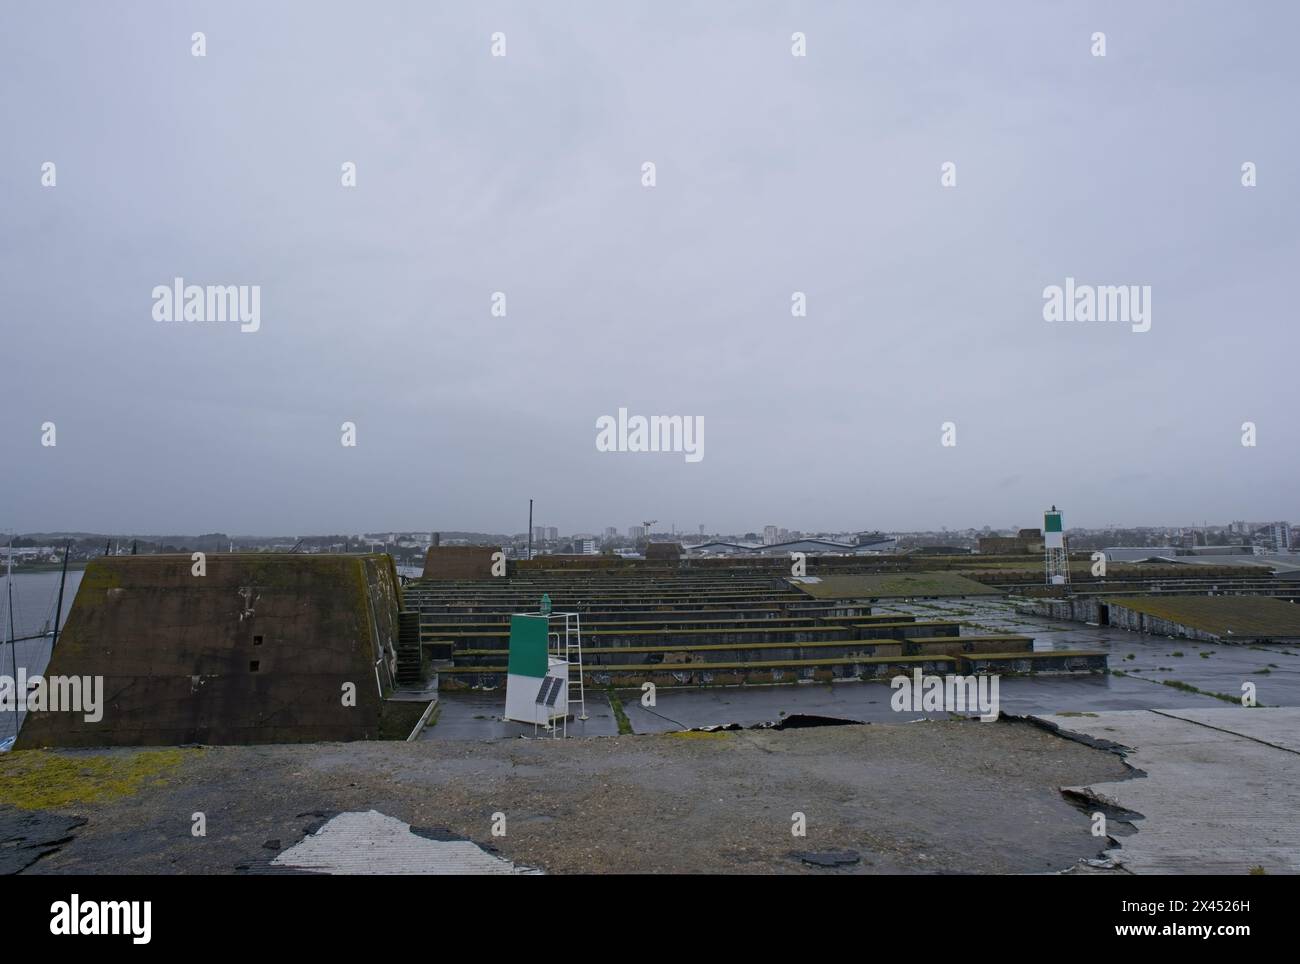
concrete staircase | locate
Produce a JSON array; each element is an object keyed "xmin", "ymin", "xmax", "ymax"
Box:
[{"xmin": 396, "ymin": 611, "xmax": 423, "ymax": 687}]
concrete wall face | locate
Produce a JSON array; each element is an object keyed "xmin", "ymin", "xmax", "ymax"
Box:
[
  {"xmin": 16, "ymin": 554, "xmax": 402, "ymax": 748},
  {"xmin": 1018, "ymin": 598, "xmax": 1099, "ymax": 623},
  {"xmin": 978, "ymin": 537, "xmax": 1038, "ymax": 555},
  {"xmin": 422, "ymin": 546, "xmax": 501, "ymax": 579},
  {"xmin": 1107, "ymin": 604, "xmax": 1220, "ymax": 643},
  {"xmin": 454, "ymin": 641, "xmax": 908, "ymax": 669},
  {"xmin": 360, "ymin": 553, "xmax": 403, "ymax": 682},
  {"xmin": 1019, "ymin": 596, "xmax": 1285, "ymax": 643}
]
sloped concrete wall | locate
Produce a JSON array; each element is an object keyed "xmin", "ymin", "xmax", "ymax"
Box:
[{"xmin": 16, "ymin": 553, "xmax": 402, "ymax": 748}]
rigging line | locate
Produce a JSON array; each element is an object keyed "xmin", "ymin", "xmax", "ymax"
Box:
[{"xmin": 5, "ymin": 536, "xmax": 15, "ymax": 742}]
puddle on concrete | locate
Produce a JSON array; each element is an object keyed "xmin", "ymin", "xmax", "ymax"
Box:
[
  {"xmin": 791, "ymin": 849, "xmax": 863, "ymax": 868},
  {"xmin": 425, "ymin": 599, "xmax": 1300, "ymax": 741},
  {"xmin": 694, "ymin": 713, "xmax": 864, "ymax": 732},
  {"xmin": 422, "ymin": 689, "xmax": 620, "ymax": 741}
]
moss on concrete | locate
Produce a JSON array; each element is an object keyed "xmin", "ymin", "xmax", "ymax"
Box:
[
  {"xmin": 792, "ymin": 572, "xmax": 998, "ymax": 599},
  {"xmin": 1105, "ymin": 595, "xmax": 1300, "ymax": 639},
  {"xmin": 70, "ymin": 560, "xmax": 123, "ymax": 610},
  {"xmin": 378, "ymin": 700, "xmax": 432, "ymax": 740},
  {"xmin": 0, "ymin": 749, "xmax": 189, "ymax": 809},
  {"xmin": 606, "ymin": 687, "xmax": 633, "ymax": 735}
]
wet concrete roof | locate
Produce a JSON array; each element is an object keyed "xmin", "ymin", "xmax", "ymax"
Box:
[{"xmin": 424, "ymin": 596, "xmax": 1300, "ymax": 739}]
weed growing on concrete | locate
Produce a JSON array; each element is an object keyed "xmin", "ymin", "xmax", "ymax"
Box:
[{"xmin": 605, "ymin": 687, "xmax": 633, "ymax": 735}]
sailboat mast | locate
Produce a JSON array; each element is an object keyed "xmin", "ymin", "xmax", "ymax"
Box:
[{"xmin": 52, "ymin": 540, "xmax": 70, "ymax": 648}]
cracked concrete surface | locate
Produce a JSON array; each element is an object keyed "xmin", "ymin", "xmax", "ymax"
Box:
[
  {"xmin": 7, "ymin": 719, "xmax": 1128, "ymax": 875},
  {"xmin": 1036, "ymin": 707, "xmax": 1300, "ymax": 874}
]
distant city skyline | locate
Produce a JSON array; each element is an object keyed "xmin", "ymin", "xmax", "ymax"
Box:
[{"xmin": 7, "ymin": 514, "xmax": 1296, "ymax": 542}]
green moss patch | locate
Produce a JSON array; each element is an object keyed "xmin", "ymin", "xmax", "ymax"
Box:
[
  {"xmin": 606, "ymin": 687, "xmax": 633, "ymax": 735},
  {"xmin": 378, "ymin": 700, "xmax": 432, "ymax": 740},
  {"xmin": 0, "ymin": 749, "xmax": 188, "ymax": 810}
]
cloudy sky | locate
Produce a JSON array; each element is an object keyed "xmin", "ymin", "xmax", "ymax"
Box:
[{"xmin": 2, "ymin": 1, "xmax": 1296, "ymax": 536}]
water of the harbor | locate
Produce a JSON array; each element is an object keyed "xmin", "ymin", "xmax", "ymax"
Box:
[{"xmin": 1, "ymin": 569, "xmax": 83, "ymax": 744}]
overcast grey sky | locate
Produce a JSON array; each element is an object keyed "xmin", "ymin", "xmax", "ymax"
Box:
[{"xmin": 2, "ymin": 1, "xmax": 1296, "ymax": 536}]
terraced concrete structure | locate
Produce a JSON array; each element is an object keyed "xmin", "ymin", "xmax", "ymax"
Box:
[
  {"xmin": 17, "ymin": 553, "xmax": 426, "ymax": 748},
  {"xmin": 25, "ymin": 548, "xmax": 1291, "ymax": 749},
  {"xmin": 400, "ymin": 564, "xmax": 1107, "ymax": 689}
]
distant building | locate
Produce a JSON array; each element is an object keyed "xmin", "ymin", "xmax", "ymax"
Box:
[
  {"xmin": 1100, "ymin": 547, "xmax": 1179, "ymax": 564},
  {"xmin": 851, "ymin": 537, "xmax": 898, "ymax": 554},
  {"xmin": 0, "ymin": 546, "xmax": 58, "ymax": 562},
  {"xmin": 572, "ymin": 537, "xmax": 597, "ymax": 555},
  {"xmin": 628, "ymin": 525, "xmax": 646, "ymax": 540},
  {"xmin": 978, "ymin": 529, "xmax": 1044, "ymax": 555},
  {"xmin": 683, "ymin": 541, "xmax": 757, "ymax": 556},
  {"xmin": 1269, "ymin": 522, "xmax": 1293, "ymax": 552},
  {"xmin": 1183, "ymin": 545, "xmax": 1256, "ymax": 556},
  {"xmin": 763, "ymin": 526, "xmax": 779, "ymax": 545},
  {"xmin": 756, "ymin": 538, "xmax": 855, "ymax": 556}
]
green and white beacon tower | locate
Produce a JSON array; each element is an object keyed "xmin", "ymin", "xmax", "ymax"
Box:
[
  {"xmin": 503, "ymin": 600, "xmax": 587, "ymax": 735},
  {"xmin": 1044, "ymin": 505, "xmax": 1069, "ymax": 586}
]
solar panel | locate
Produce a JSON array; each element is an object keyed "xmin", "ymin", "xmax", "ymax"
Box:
[
  {"xmin": 535, "ymin": 676, "xmax": 563, "ymax": 707},
  {"xmin": 543, "ymin": 677, "xmax": 564, "ymax": 707}
]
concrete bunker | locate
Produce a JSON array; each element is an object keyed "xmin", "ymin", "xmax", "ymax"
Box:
[{"xmin": 16, "ymin": 553, "xmax": 423, "ymax": 748}]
